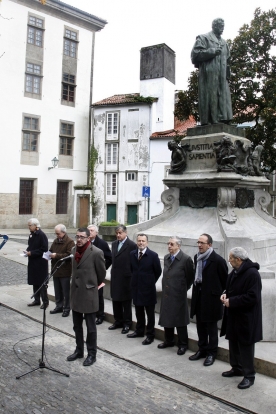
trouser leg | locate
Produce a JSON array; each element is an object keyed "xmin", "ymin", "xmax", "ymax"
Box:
[
  {"xmin": 176, "ymin": 326, "xmax": 188, "ymax": 347},
  {"xmin": 230, "ymin": 340, "xmax": 255, "ymax": 378},
  {"xmin": 145, "ymin": 304, "xmax": 155, "ymax": 339},
  {"xmin": 135, "ymin": 305, "xmax": 145, "ymax": 335},
  {"xmin": 72, "ymin": 310, "xmax": 84, "ymax": 355},
  {"xmin": 206, "ymin": 321, "xmax": 219, "ymax": 356},
  {"xmin": 53, "ymin": 277, "xmax": 63, "ymax": 309},
  {"xmin": 32, "ymin": 285, "xmax": 41, "ymax": 303},
  {"xmin": 59, "ymin": 277, "xmax": 70, "ymax": 311},
  {"xmin": 112, "ymin": 301, "xmax": 124, "ymax": 326},
  {"xmin": 122, "ymin": 299, "xmax": 132, "ymax": 327},
  {"xmin": 96, "ymin": 287, "xmax": 104, "ymax": 318},
  {"xmin": 164, "ymin": 327, "xmax": 175, "ymax": 344},
  {"xmin": 84, "ymin": 313, "xmax": 97, "ymax": 357}
]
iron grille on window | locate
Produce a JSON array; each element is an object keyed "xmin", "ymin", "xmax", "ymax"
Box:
[
  {"xmin": 19, "ymin": 180, "xmax": 33, "ymax": 214},
  {"xmin": 56, "ymin": 182, "xmax": 68, "ymax": 214}
]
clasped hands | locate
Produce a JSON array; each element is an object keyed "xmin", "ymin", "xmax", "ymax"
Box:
[{"xmin": 220, "ymin": 293, "xmax": 229, "ymax": 307}]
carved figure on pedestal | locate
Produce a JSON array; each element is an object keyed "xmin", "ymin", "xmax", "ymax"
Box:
[
  {"xmin": 213, "ymin": 136, "xmax": 235, "ymax": 172},
  {"xmin": 191, "ymin": 18, "xmax": 233, "ymax": 125},
  {"xmin": 251, "ymin": 145, "xmax": 264, "ymax": 176},
  {"xmin": 168, "ymin": 141, "xmax": 190, "ymax": 174},
  {"xmin": 233, "ymin": 140, "xmax": 251, "ymax": 175}
]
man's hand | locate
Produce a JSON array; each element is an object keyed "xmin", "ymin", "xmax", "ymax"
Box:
[
  {"xmin": 215, "ymin": 46, "xmax": 222, "ymax": 55},
  {"xmin": 220, "ymin": 293, "xmax": 229, "ymax": 307}
]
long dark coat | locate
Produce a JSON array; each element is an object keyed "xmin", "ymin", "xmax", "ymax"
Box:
[
  {"xmin": 159, "ymin": 250, "xmax": 194, "ymax": 328},
  {"xmin": 130, "ymin": 248, "xmax": 162, "ymax": 306},
  {"xmin": 190, "ymin": 250, "xmax": 228, "ymax": 322},
  {"xmin": 191, "ymin": 30, "xmax": 233, "ymax": 124},
  {"xmin": 110, "ymin": 237, "xmax": 137, "ymax": 301},
  {"xmin": 49, "ymin": 233, "xmax": 75, "ymax": 278},
  {"xmin": 70, "ymin": 244, "xmax": 106, "ymax": 314},
  {"xmin": 220, "ymin": 259, "xmax": 263, "ymax": 345},
  {"xmin": 93, "ymin": 235, "xmax": 112, "ymax": 270},
  {"xmin": 26, "ymin": 229, "xmax": 49, "ymax": 285}
]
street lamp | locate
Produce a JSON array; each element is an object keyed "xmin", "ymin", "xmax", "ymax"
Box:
[{"xmin": 48, "ymin": 157, "xmax": 59, "ymax": 171}]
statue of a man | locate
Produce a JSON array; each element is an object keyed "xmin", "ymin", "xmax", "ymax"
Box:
[{"xmin": 191, "ymin": 18, "xmax": 233, "ymax": 125}]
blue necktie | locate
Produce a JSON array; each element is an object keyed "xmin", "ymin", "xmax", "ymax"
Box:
[{"xmin": 170, "ymin": 255, "xmax": 174, "ymax": 263}]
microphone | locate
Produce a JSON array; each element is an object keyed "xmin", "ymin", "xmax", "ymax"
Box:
[{"xmin": 59, "ymin": 254, "xmax": 74, "ymax": 262}]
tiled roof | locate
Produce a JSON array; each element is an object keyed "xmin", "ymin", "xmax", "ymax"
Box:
[
  {"xmin": 150, "ymin": 116, "xmax": 196, "ymax": 139},
  {"xmin": 93, "ymin": 93, "xmax": 157, "ymax": 106}
]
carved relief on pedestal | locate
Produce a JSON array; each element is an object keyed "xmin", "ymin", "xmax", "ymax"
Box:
[
  {"xmin": 256, "ymin": 190, "xmax": 271, "ymax": 215},
  {"xmin": 218, "ymin": 187, "xmax": 237, "ymax": 224},
  {"xmin": 161, "ymin": 187, "xmax": 179, "ymax": 212}
]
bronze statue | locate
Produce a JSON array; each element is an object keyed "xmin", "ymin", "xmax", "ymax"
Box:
[
  {"xmin": 168, "ymin": 141, "xmax": 189, "ymax": 174},
  {"xmin": 191, "ymin": 18, "xmax": 233, "ymax": 125}
]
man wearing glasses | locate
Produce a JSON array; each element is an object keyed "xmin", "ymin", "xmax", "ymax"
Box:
[
  {"xmin": 67, "ymin": 228, "xmax": 106, "ymax": 366},
  {"xmin": 189, "ymin": 233, "xmax": 228, "ymax": 366}
]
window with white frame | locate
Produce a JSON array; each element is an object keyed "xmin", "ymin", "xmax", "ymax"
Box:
[
  {"xmin": 106, "ymin": 173, "xmax": 117, "ymax": 196},
  {"xmin": 25, "ymin": 63, "xmax": 41, "ymax": 94},
  {"xmin": 126, "ymin": 171, "xmax": 137, "ymax": 181},
  {"xmin": 59, "ymin": 122, "xmax": 74, "ymax": 156},
  {"xmin": 106, "ymin": 143, "xmax": 118, "ymax": 166},
  {"xmin": 107, "ymin": 112, "xmax": 119, "ymax": 140},
  {"xmin": 22, "ymin": 116, "xmax": 39, "ymax": 151},
  {"xmin": 27, "ymin": 16, "xmax": 43, "ymax": 47},
  {"xmin": 64, "ymin": 29, "xmax": 78, "ymax": 58}
]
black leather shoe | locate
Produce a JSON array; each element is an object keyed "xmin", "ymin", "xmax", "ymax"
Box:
[
  {"xmin": 177, "ymin": 347, "xmax": 187, "ymax": 355},
  {"xmin": 83, "ymin": 355, "xmax": 96, "ymax": 366},
  {"xmin": 67, "ymin": 351, "xmax": 83, "ymax": 361},
  {"xmin": 108, "ymin": 323, "xmax": 123, "ymax": 330},
  {"xmin": 50, "ymin": 307, "xmax": 63, "ymax": 314},
  {"xmin": 28, "ymin": 301, "xmax": 40, "ymax": 307},
  {"xmin": 189, "ymin": 350, "xmax": 206, "ymax": 361},
  {"xmin": 121, "ymin": 326, "xmax": 130, "ymax": 334},
  {"xmin": 40, "ymin": 303, "xmax": 49, "ymax": 310},
  {"xmin": 222, "ymin": 368, "xmax": 243, "ymax": 377},
  {"xmin": 96, "ymin": 318, "xmax": 103, "ymax": 325},
  {"xmin": 157, "ymin": 342, "xmax": 174, "ymax": 349},
  {"xmin": 142, "ymin": 337, "xmax": 154, "ymax": 345},
  {"xmin": 204, "ymin": 355, "xmax": 215, "ymax": 366},
  {"xmin": 62, "ymin": 311, "xmax": 70, "ymax": 317},
  {"xmin": 127, "ymin": 332, "xmax": 144, "ymax": 338},
  {"xmin": 237, "ymin": 377, "xmax": 254, "ymax": 389}
]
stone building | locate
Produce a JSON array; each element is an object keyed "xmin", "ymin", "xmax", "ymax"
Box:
[{"xmin": 0, "ymin": 0, "xmax": 106, "ymax": 228}]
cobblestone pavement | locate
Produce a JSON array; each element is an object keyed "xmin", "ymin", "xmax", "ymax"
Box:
[
  {"xmin": 0, "ymin": 257, "xmax": 27, "ymax": 286},
  {"xmin": 0, "ymin": 306, "xmax": 244, "ymax": 414}
]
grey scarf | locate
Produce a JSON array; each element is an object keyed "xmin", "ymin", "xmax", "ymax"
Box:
[{"xmin": 194, "ymin": 247, "xmax": 213, "ymax": 284}]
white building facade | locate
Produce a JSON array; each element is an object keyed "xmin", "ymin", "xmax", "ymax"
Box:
[
  {"xmin": 92, "ymin": 44, "xmax": 177, "ymax": 225},
  {"xmin": 0, "ymin": 0, "xmax": 106, "ymax": 228}
]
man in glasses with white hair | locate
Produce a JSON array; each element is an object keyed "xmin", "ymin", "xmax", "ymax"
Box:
[{"xmin": 220, "ymin": 247, "xmax": 262, "ymax": 390}]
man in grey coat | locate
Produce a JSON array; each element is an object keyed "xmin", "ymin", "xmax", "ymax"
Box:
[
  {"xmin": 67, "ymin": 228, "xmax": 106, "ymax": 366},
  {"xmin": 158, "ymin": 236, "xmax": 194, "ymax": 355}
]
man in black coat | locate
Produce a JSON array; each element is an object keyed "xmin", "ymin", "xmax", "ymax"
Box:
[
  {"xmin": 127, "ymin": 234, "xmax": 161, "ymax": 345},
  {"xmin": 190, "ymin": 233, "xmax": 228, "ymax": 366},
  {"xmin": 220, "ymin": 247, "xmax": 262, "ymax": 390},
  {"xmin": 25, "ymin": 218, "xmax": 49, "ymax": 309},
  {"xmin": 109, "ymin": 224, "xmax": 136, "ymax": 334},
  {"xmin": 88, "ymin": 224, "xmax": 112, "ymax": 325}
]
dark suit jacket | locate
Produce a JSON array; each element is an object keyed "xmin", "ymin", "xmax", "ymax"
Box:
[
  {"xmin": 27, "ymin": 229, "xmax": 49, "ymax": 285},
  {"xmin": 159, "ymin": 250, "xmax": 194, "ymax": 328},
  {"xmin": 93, "ymin": 235, "xmax": 112, "ymax": 270},
  {"xmin": 70, "ymin": 244, "xmax": 106, "ymax": 314},
  {"xmin": 190, "ymin": 250, "xmax": 228, "ymax": 322},
  {"xmin": 130, "ymin": 248, "xmax": 162, "ymax": 306},
  {"xmin": 110, "ymin": 237, "xmax": 137, "ymax": 301}
]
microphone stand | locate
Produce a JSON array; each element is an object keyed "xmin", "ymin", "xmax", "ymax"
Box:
[{"xmin": 16, "ymin": 260, "xmax": 70, "ymax": 379}]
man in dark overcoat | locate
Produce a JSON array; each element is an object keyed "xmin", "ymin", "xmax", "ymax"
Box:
[
  {"xmin": 128, "ymin": 234, "xmax": 161, "ymax": 345},
  {"xmin": 67, "ymin": 228, "xmax": 106, "ymax": 366},
  {"xmin": 88, "ymin": 224, "xmax": 112, "ymax": 325},
  {"xmin": 26, "ymin": 218, "xmax": 49, "ymax": 309},
  {"xmin": 109, "ymin": 224, "xmax": 136, "ymax": 334},
  {"xmin": 158, "ymin": 236, "xmax": 194, "ymax": 355},
  {"xmin": 220, "ymin": 247, "xmax": 262, "ymax": 390},
  {"xmin": 190, "ymin": 233, "xmax": 228, "ymax": 366},
  {"xmin": 49, "ymin": 224, "xmax": 75, "ymax": 317}
]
